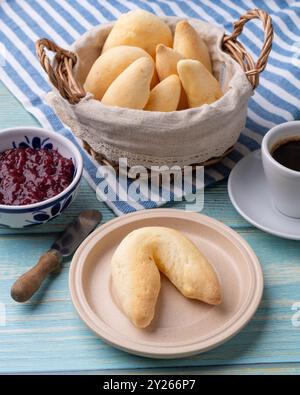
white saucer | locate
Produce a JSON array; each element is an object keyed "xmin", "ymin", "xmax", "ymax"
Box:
[{"xmin": 228, "ymin": 150, "xmax": 300, "ymax": 240}]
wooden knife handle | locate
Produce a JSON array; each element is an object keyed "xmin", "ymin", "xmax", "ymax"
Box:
[{"xmin": 11, "ymin": 250, "xmax": 62, "ymax": 303}]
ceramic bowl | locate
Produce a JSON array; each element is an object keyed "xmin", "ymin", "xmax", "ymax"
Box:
[{"xmin": 0, "ymin": 127, "xmax": 83, "ymax": 228}]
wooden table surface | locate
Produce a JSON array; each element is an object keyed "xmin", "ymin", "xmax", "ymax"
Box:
[{"xmin": 0, "ymin": 81, "xmax": 300, "ymax": 375}]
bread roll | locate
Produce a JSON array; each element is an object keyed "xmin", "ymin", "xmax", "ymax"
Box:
[
  {"xmin": 150, "ymin": 69, "xmax": 159, "ymax": 89},
  {"xmin": 177, "ymin": 59, "xmax": 223, "ymax": 108},
  {"xmin": 101, "ymin": 57, "xmax": 154, "ymax": 109},
  {"xmin": 156, "ymin": 44, "xmax": 184, "ymax": 81},
  {"xmin": 102, "ymin": 9, "xmax": 173, "ymax": 58},
  {"xmin": 144, "ymin": 74, "xmax": 181, "ymax": 112},
  {"xmin": 155, "ymin": 44, "xmax": 188, "ymax": 110},
  {"xmin": 174, "ymin": 20, "xmax": 212, "ymax": 73},
  {"xmin": 84, "ymin": 46, "xmax": 158, "ymax": 100},
  {"xmin": 111, "ymin": 227, "xmax": 221, "ymax": 328}
]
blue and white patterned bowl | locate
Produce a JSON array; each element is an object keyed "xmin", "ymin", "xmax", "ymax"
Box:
[{"xmin": 0, "ymin": 127, "xmax": 83, "ymax": 228}]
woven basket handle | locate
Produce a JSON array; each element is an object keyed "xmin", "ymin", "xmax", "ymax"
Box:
[
  {"xmin": 36, "ymin": 38, "xmax": 85, "ymax": 104},
  {"xmin": 222, "ymin": 8, "xmax": 273, "ymax": 89}
]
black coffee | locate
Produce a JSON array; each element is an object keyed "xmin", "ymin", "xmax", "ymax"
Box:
[{"xmin": 271, "ymin": 138, "xmax": 300, "ymax": 172}]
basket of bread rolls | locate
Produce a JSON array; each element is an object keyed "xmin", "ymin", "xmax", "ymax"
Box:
[{"xmin": 36, "ymin": 8, "xmax": 273, "ymax": 170}]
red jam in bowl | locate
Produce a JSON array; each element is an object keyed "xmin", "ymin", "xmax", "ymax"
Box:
[{"xmin": 0, "ymin": 148, "xmax": 74, "ymax": 206}]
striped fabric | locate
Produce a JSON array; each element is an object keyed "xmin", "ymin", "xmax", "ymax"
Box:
[{"xmin": 0, "ymin": 0, "xmax": 299, "ymax": 216}]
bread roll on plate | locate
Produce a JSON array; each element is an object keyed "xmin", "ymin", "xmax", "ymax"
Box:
[
  {"xmin": 144, "ymin": 74, "xmax": 181, "ymax": 112},
  {"xmin": 177, "ymin": 59, "xmax": 223, "ymax": 108},
  {"xmin": 174, "ymin": 20, "xmax": 212, "ymax": 73},
  {"xmin": 102, "ymin": 9, "xmax": 173, "ymax": 59},
  {"xmin": 111, "ymin": 227, "xmax": 221, "ymax": 328},
  {"xmin": 84, "ymin": 46, "xmax": 158, "ymax": 100},
  {"xmin": 102, "ymin": 57, "xmax": 154, "ymax": 109}
]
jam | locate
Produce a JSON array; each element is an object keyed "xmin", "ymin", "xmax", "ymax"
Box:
[{"xmin": 0, "ymin": 148, "xmax": 74, "ymax": 206}]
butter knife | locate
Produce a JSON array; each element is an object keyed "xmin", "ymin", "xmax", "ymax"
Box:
[{"xmin": 11, "ymin": 210, "xmax": 102, "ymax": 303}]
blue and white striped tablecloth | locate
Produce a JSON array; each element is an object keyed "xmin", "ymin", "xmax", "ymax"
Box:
[{"xmin": 0, "ymin": 0, "xmax": 299, "ymax": 215}]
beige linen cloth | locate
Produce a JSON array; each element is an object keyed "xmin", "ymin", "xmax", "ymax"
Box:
[{"xmin": 46, "ymin": 17, "xmax": 252, "ymax": 168}]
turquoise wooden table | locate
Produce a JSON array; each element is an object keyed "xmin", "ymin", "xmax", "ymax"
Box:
[{"xmin": 1, "ymin": 81, "xmax": 300, "ymax": 375}]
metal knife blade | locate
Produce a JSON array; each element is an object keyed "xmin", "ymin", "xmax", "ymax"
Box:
[{"xmin": 51, "ymin": 210, "xmax": 102, "ymax": 257}]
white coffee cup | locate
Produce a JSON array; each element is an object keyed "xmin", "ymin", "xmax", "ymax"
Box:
[
  {"xmin": 262, "ymin": 120, "xmax": 300, "ymax": 218},
  {"xmin": 261, "ymin": 121, "xmax": 300, "ymax": 218}
]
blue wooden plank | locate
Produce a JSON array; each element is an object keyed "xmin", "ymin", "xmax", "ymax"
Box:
[
  {"xmin": 1, "ymin": 228, "xmax": 300, "ymax": 373},
  {"xmin": 37, "ymin": 363, "xmax": 300, "ymax": 375},
  {"xmin": 0, "ymin": 82, "xmax": 40, "ymax": 128}
]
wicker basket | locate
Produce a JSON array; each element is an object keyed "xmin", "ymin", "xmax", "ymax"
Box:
[{"xmin": 36, "ymin": 9, "xmax": 273, "ymax": 170}]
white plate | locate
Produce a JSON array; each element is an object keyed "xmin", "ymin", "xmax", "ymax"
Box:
[
  {"xmin": 69, "ymin": 209, "xmax": 263, "ymax": 359},
  {"xmin": 228, "ymin": 150, "xmax": 300, "ymax": 240}
]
